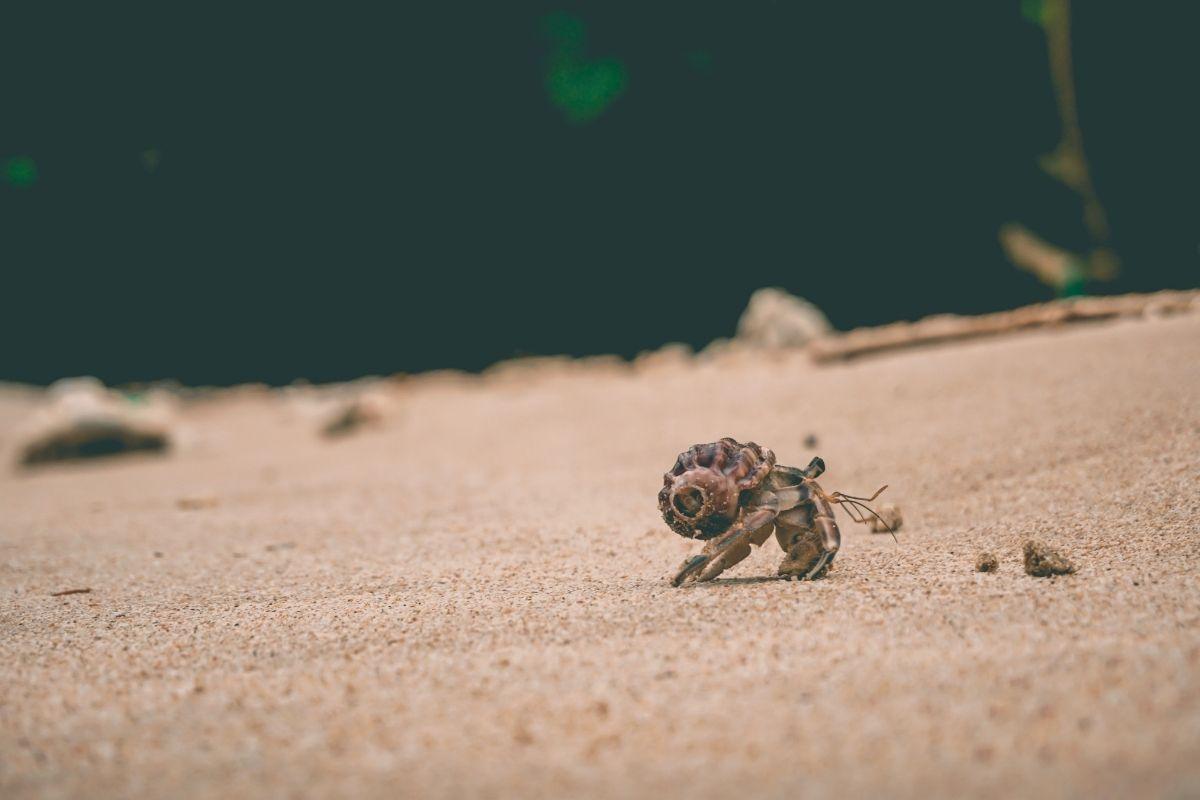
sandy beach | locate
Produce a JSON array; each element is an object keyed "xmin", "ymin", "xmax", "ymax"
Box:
[{"xmin": 2, "ymin": 314, "xmax": 1198, "ymax": 798}]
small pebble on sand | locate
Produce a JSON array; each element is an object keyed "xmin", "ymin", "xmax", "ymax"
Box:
[
  {"xmin": 1023, "ymin": 539, "xmax": 1077, "ymax": 577},
  {"xmin": 868, "ymin": 504, "xmax": 903, "ymax": 534},
  {"xmin": 322, "ymin": 396, "xmax": 386, "ymax": 437},
  {"xmin": 177, "ymin": 495, "xmax": 219, "ymax": 510},
  {"xmin": 976, "ymin": 552, "xmax": 999, "ymax": 572}
]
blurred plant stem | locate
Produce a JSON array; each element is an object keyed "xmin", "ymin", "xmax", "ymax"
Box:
[
  {"xmin": 999, "ymin": 223, "xmax": 1087, "ymax": 295},
  {"xmin": 1008, "ymin": 0, "xmax": 1118, "ymax": 295}
]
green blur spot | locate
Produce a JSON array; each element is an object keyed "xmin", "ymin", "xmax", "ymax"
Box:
[
  {"xmin": 1058, "ymin": 258, "xmax": 1088, "ymax": 298},
  {"xmin": 542, "ymin": 12, "xmax": 585, "ymax": 53},
  {"xmin": 4, "ymin": 156, "xmax": 38, "ymax": 187},
  {"xmin": 141, "ymin": 148, "xmax": 162, "ymax": 173},
  {"xmin": 542, "ymin": 12, "xmax": 626, "ymax": 125},
  {"xmin": 547, "ymin": 59, "xmax": 627, "ymax": 124},
  {"xmin": 687, "ymin": 50, "xmax": 714, "ymax": 73},
  {"xmin": 1021, "ymin": 0, "xmax": 1045, "ymax": 26}
]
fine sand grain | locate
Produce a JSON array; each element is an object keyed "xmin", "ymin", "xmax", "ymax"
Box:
[{"xmin": 2, "ymin": 315, "xmax": 1198, "ymax": 798}]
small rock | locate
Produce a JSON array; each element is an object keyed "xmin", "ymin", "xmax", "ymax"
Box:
[
  {"xmin": 976, "ymin": 552, "xmax": 999, "ymax": 572},
  {"xmin": 177, "ymin": 495, "xmax": 219, "ymax": 510},
  {"xmin": 1023, "ymin": 539, "xmax": 1076, "ymax": 577},
  {"xmin": 867, "ymin": 504, "xmax": 903, "ymax": 534},
  {"xmin": 17, "ymin": 377, "xmax": 173, "ymax": 466},
  {"xmin": 321, "ymin": 393, "xmax": 387, "ymax": 437},
  {"xmin": 735, "ymin": 287, "xmax": 832, "ymax": 349}
]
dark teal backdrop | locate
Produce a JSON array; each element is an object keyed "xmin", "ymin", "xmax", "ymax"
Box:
[{"xmin": 2, "ymin": 4, "xmax": 1197, "ymax": 384}]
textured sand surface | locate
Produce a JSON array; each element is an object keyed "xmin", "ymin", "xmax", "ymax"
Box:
[{"xmin": 2, "ymin": 316, "xmax": 1199, "ymax": 799}]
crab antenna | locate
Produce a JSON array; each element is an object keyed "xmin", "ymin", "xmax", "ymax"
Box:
[
  {"xmin": 836, "ymin": 499, "xmax": 870, "ymax": 525},
  {"xmin": 834, "ymin": 485, "xmax": 889, "ymax": 503},
  {"xmin": 839, "ymin": 496, "xmax": 899, "ymax": 544},
  {"xmin": 830, "ymin": 491, "xmax": 897, "ymax": 546}
]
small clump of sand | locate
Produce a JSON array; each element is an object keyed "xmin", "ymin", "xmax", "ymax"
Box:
[
  {"xmin": 1023, "ymin": 539, "xmax": 1078, "ymax": 577},
  {"xmin": 975, "ymin": 551, "xmax": 1000, "ymax": 572}
]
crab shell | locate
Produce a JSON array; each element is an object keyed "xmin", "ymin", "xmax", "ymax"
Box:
[{"xmin": 658, "ymin": 438, "xmax": 776, "ymax": 539}]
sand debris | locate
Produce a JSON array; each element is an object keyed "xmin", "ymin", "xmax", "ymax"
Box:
[
  {"xmin": 1023, "ymin": 539, "xmax": 1077, "ymax": 577},
  {"xmin": 279, "ymin": 379, "xmax": 395, "ymax": 439},
  {"xmin": 17, "ymin": 377, "xmax": 174, "ymax": 466},
  {"xmin": 176, "ymin": 495, "xmax": 219, "ymax": 510},
  {"xmin": 866, "ymin": 504, "xmax": 903, "ymax": 534},
  {"xmin": 321, "ymin": 395, "xmax": 387, "ymax": 437},
  {"xmin": 976, "ymin": 552, "xmax": 999, "ymax": 572}
]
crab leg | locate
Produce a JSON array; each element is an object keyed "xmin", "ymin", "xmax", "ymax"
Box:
[
  {"xmin": 809, "ymin": 482, "xmax": 841, "ymax": 553},
  {"xmin": 772, "ymin": 485, "xmax": 841, "ymax": 581},
  {"xmin": 670, "ymin": 555, "xmax": 710, "ymax": 586},
  {"xmin": 800, "ymin": 551, "xmax": 834, "ymax": 581},
  {"xmin": 671, "ymin": 508, "xmax": 777, "ymax": 586}
]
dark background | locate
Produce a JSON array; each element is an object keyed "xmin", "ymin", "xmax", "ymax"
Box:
[{"xmin": 3, "ymin": 3, "xmax": 1197, "ymax": 385}]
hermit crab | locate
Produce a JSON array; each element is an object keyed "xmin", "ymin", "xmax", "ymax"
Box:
[{"xmin": 659, "ymin": 438, "xmax": 893, "ymax": 586}]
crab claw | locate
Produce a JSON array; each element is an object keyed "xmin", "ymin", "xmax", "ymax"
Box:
[
  {"xmin": 800, "ymin": 550, "xmax": 835, "ymax": 580},
  {"xmin": 671, "ymin": 555, "xmax": 710, "ymax": 587},
  {"xmin": 670, "ymin": 509, "xmax": 779, "ymax": 587}
]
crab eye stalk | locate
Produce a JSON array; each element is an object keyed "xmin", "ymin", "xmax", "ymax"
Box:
[{"xmin": 672, "ymin": 486, "xmax": 706, "ymax": 517}]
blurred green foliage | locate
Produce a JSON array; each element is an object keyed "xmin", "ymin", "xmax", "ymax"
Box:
[
  {"xmin": 141, "ymin": 148, "xmax": 162, "ymax": 173},
  {"xmin": 687, "ymin": 50, "xmax": 714, "ymax": 73},
  {"xmin": 1061, "ymin": 262, "xmax": 1087, "ymax": 297},
  {"xmin": 1020, "ymin": 0, "xmax": 1064, "ymax": 28},
  {"xmin": 1020, "ymin": 0, "xmax": 1045, "ymax": 27},
  {"xmin": 542, "ymin": 12, "xmax": 626, "ymax": 124},
  {"xmin": 3, "ymin": 155, "xmax": 38, "ymax": 187}
]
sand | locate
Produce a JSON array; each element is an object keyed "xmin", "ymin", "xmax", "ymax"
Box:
[{"xmin": 2, "ymin": 314, "xmax": 1198, "ymax": 799}]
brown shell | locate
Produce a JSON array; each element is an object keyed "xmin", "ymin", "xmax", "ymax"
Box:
[{"xmin": 658, "ymin": 438, "xmax": 776, "ymax": 539}]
